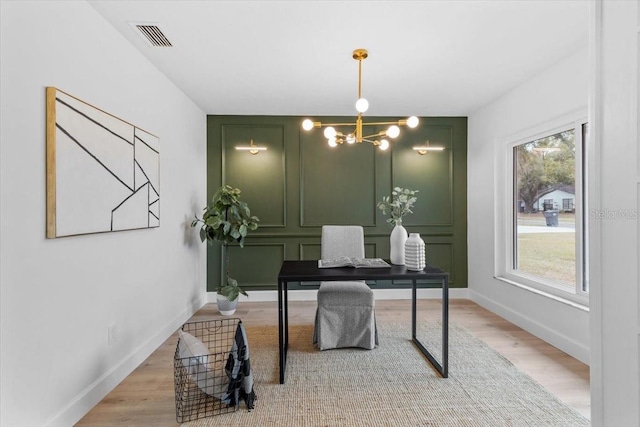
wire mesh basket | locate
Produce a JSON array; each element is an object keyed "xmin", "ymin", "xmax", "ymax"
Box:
[{"xmin": 174, "ymin": 318, "xmax": 245, "ymax": 423}]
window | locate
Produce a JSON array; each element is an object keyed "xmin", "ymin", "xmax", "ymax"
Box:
[
  {"xmin": 499, "ymin": 116, "xmax": 588, "ymax": 304},
  {"xmin": 562, "ymin": 198, "xmax": 574, "ymax": 211}
]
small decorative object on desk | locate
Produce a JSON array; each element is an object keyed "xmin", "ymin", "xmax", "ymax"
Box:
[
  {"xmin": 377, "ymin": 187, "xmax": 419, "ymax": 265},
  {"xmin": 404, "ymin": 233, "xmax": 426, "ymax": 271}
]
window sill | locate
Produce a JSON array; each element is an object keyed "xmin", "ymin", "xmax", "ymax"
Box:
[{"xmin": 494, "ymin": 275, "xmax": 589, "ymax": 311}]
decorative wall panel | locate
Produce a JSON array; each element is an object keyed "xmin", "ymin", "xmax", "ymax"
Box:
[
  {"xmin": 207, "ymin": 115, "xmax": 467, "ymax": 291},
  {"xmin": 222, "ymin": 124, "xmax": 286, "ymax": 227},
  {"xmin": 227, "ymin": 243, "xmax": 285, "ymax": 288},
  {"xmin": 392, "ymin": 125, "xmax": 454, "ymax": 226},
  {"xmin": 300, "ymin": 128, "xmax": 377, "ymax": 226},
  {"xmin": 46, "ymin": 87, "xmax": 159, "ymax": 238}
]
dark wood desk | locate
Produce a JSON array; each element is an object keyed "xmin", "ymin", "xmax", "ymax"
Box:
[{"xmin": 277, "ymin": 260, "xmax": 449, "ymax": 384}]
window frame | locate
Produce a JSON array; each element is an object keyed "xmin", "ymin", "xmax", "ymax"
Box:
[{"xmin": 496, "ymin": 112, "xmax": 589, "ymax": 307}]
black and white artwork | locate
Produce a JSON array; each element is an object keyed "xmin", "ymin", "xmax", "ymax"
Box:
[{"xmin": 46, "ymin": 88, "xmax": 159, "ymax": 238}]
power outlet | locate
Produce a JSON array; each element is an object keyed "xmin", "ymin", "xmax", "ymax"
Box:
[{"xmin": 108, "ymin": 323, "xmax": 118, "ymax": 346}]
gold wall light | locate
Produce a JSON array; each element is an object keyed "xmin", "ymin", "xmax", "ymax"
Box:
[
  {"xmin": 413, "ymin": 140, "xmax": 445, "ymax": 155},
  {"xmin": 235, "ymin": 140, "xmax": 267, "ymax": 155},
  {"xmin": 302, "ymin": 48, "xmax": 419, "ymax": 151}
]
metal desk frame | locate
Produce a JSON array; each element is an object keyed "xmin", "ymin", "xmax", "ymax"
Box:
[{"xmin": 277, "ymin": 260, "xmax": 449, "ymax": 384}]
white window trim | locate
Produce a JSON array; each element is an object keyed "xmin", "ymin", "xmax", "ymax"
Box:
[{"xmin": 494, "ymin": 110, "xmax": 589, "ymax": 307}]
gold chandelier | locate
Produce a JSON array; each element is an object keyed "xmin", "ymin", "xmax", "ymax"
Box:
[{"xmin": 302, "ymin": 48, "xmax": 419, "ymax": 150}]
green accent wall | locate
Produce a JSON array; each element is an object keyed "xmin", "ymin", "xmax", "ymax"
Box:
[{"xmin": 206, "ymin": 115, "xmax": 467, "ymax": 291}]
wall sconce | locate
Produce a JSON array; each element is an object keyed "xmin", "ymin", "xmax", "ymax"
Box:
[
  {"xmin": 413, "ymin": 140, "xmax": 445, "ymax": 155},
  {"xmin": 235, "ymin": 140, "xmax": 267, "ymax": 155}
]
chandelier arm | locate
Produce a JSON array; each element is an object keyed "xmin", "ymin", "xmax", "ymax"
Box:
[
  {"xmin": 361, "ymin": 138, "xmax": 380, "ymax": 145},
  {"xmin": 358, "ymin": 120, "xmax": 407, "ymax": 126},
  {"xmin": 317, "ymin": 122, "xmax": 360, "ymax": 127},
  {"xmin": 319, "ymin": 121, "xmax": 408, "ymax": 128},
  {"xmin": 362, "ymin": 131, "xmax": 389, "ymax": 140}
]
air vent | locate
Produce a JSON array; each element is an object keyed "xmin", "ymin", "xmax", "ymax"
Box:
[{"xmin": 129, "ymin": 22, "xmax": 172, "ymax": 47}]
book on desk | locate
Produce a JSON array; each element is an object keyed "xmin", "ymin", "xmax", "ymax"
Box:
[{"xmin": 317, "ymin": 257, "xmax": 391, "ymax": 269}]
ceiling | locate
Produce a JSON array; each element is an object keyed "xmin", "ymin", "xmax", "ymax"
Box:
[{"xmin": 89, "ymin": 1, "xmax": 588, "ymax": 117}]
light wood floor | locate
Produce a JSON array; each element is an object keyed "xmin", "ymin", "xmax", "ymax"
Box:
[{"xmin": 76, "ymin": 300, "xmax": 590, "ymax": 426}]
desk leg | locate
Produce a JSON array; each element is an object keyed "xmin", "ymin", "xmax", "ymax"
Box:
[
  {"xmin": 278, "ymin": 279, "xmax": 286, "ymax": 384},
  {"xmin": 284, "ymin": 284, "xmax": 289, "ymax": 351},
  {"xmin": 442, "ymin": 275, "xmax": 449, "ymax": 378},
  {"xmin": 411, "ymin": 277, "xmax": 449, "ymax": 378},
  {"xmin": 412, "ymin": 281, "xmax": 417, "ymax": 339}
]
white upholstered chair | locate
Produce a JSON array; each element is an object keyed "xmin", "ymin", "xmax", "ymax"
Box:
[{"xmin": 312, "ymin": 225, "xmax": 378, "ymax": 350}]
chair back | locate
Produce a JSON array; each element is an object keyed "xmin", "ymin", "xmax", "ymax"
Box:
[{"xmin": 321, "ymin": 225, "xmax": 365, "ymax": 260}]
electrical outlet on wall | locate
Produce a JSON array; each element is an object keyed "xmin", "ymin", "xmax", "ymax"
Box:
[{"xmin": 108, "ymin": 323, "xmax": 118, "ymax": 346}]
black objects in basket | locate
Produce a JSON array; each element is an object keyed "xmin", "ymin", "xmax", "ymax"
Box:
[{"xmin": 174, "ymin": 318, "xmax": 255, "ymax": 423}]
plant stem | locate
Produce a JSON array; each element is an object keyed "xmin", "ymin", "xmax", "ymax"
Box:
[
  {"xmin": 225, "ymin": 243, "xmax": 229, "ymax": 287},
  {"xmin": 224, "ymin": 205, "xmax": 229, "ymax": 288}
]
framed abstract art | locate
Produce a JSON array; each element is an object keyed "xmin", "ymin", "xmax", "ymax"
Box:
[{"xmin": 46, "ymin": 87, "xmax": 159, "ymax": 238}]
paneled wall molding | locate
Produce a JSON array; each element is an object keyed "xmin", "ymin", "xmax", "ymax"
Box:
[
  {"xmin": 207, "ymin": 115, "xmax": 467, "ymax": 291},
  {"xmin": 391, "ymin": 124, "xmax": 455, "ymax": 227},
  {"xmin": 299, "ymin": 128, "xmax": 378, "ymax": 227},
  {"xmin": 221, "ymin": 123, "xmax": 287, "ymax": 227},
  {"xmin": 222, "ymin": 242, "xmax": 286, "ymax": 289}
]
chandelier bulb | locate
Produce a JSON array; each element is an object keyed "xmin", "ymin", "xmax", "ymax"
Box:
[
  {"xmin": 328, "ymin": 138, "xmax": 338, "ymax": 148},
  {"xmin": 324, "ymin": 127, "xmax": 337, "ymax": 139},
  {"xmin": 407, "ymin": 116, "xmax": 419, "ymax": 128},
  {"xmin": 346, "ymin": 134, "xmax": 356, "ymax": 144},
  {"xmin": 302, "ymin": 119, "xmax": 314, "ymax": 131},
  {"xmin": 379, "ymin": 139, "xmax": 390, "ymax": 150},
  {"xmin": 355, "ymin": 98, "xmax": 369, "ymax": 113},
  {"xmin": 387, "ymin": 125, "xmax": 400, "ymax": 139}
]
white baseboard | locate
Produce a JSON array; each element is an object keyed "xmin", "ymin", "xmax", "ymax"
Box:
[
  {"xmin": 44, "ymin": 296, "xmax": 207, "ymax": 427},
  {"xmin": 208, "ymin": 287, "xmax": 469, "ymax": 303},
  {"xmin": 469, "ymin": 289, "xmax": 590, "ymax": 364}
]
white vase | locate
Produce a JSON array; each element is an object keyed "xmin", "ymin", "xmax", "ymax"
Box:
[
  {"xmin": 404, "ymin": 233, "xmax": 426, "ymax": 271},
  {"xmin": 389, "ymin": 221, "xmax": 408, "ymax": 265},
  {"xmin": 216, "ymin": 294, "xmax": 238, "ymax": 316}
]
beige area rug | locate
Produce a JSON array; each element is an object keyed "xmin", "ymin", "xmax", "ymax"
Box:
[{"xmin": 182, "ymin": 322, "xmax": 589, "ymax": 427}]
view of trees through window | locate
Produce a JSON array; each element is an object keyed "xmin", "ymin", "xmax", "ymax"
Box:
[{"xmin": 514, "ymin": 129, "xmax": 577, "ymax": 289}]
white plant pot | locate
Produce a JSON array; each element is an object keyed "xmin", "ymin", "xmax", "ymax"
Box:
[
  {"xmin": 389, "ymin": 222, "xmax": 408, "ymax": 265},
  {"xmin": 216, "ymin": 294, "xmax": 238, "ymax": 316}
]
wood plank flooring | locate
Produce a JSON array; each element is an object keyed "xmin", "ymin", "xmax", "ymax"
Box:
[{"xmin": 76, "ymin": 299, "xmax": 590, "ymax": 426}]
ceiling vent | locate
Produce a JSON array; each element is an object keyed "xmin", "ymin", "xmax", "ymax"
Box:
[{"xmin": 129, "ymin": 22, "xmax": 172, "ymax": 47}]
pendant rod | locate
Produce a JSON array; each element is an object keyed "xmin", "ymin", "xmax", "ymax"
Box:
[{"xmin": 358, "ymin": 55, "xmax": 363, "ymax": 100}]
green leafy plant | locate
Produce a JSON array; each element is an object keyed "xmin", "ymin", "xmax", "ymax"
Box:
[
  {"xmin": 191, "ymin": 185, "xmax": 259, "ymax": 301},
  {"xmin": 377, "ymin": 187, "xmax": 419, "ymax": 225}
]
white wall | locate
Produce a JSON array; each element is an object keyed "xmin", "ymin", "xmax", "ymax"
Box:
[
  {"xmin": 589, "ymin": 1, "xmax": 639, "ymax": 425},
  {"xmin": 0, "ymin": 2, "xmax": 207, "ymax": 426},
  {"xmin": 467, "ymin": 47, "xmax": 590, "ymax": 362}
]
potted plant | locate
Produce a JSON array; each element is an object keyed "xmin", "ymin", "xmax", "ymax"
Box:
[
  {"xmin": 191, "ymin": 185, "xmax": 259, "ymax": 315},
  {"xmin": 377, "ymin": 187, "xmax": 418, "ymax": 265}
]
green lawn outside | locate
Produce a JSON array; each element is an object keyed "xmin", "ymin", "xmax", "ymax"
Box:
[{"xmin": 516, "ymin": 212, "xmax": 576, "ymax": 288}]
